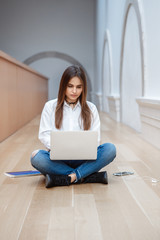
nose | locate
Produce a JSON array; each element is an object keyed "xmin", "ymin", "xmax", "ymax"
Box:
[{"xmin": 73, "ymin": 87, "xmax": 77, "ymax": 93}]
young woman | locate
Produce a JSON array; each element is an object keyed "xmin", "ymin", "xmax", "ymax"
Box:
[{"xmin": 31, "ymin": 65, "xmax": 116, "ymax": 188}]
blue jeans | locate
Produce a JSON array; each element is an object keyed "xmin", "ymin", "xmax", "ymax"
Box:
[{"xmin": 31, "ymin": 143, "xmax": 116, "ymax": 181}]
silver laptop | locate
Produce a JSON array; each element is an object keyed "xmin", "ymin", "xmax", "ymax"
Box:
[{"xmin": 50, "ymin": 131, "xmax": 98, "ymax": 160}]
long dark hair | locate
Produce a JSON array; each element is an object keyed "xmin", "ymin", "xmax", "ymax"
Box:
[{"xmin": 55, "ymin": 65, "xmax": 92, "ymax": 130}]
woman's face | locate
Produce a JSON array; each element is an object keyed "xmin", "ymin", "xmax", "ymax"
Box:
[{"xmin": 65, "ymin": 76, "xmax": 83, "ymax": 103}]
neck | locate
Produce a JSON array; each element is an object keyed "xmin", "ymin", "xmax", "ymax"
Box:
[{"xmin": 65, "ymin": 99, "xmax": 78, "ymax": 105}]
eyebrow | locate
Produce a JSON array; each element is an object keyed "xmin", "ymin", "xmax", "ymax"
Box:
[{"xmin": 68, "ymin": 83, "xmax": 82, "ymax": 87}]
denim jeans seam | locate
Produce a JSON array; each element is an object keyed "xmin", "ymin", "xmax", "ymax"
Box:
[{"xmin": 74, "ymin": 169, "xmax": 81, "ymax": 181}]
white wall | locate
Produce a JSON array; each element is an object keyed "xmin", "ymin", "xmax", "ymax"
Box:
[
  {"xmin": 0, "ymin": 0, "xmax": 96, "ymax": 100},
  {"xmin": 102, "ymin": 39, "xmax": 110, "ymax": 113},
  {"xmin": 95, "ymin": 0, "xmax": 126, "ymax": 112},
  {"xmin": 93, "ymin": 0, "xmax": 106, "ymax": 108},
  {"xmin": 121, "ymin": 5, "xmax": 142, "ymax": 132},
  {"xmin": 98, "ymin": 0, "xmax": 160, "ymax": 148},
  {"xmin": 142, "ymin": 0, "xmax": 160, "ymax": 99},
  {"xmin": 105, "ymin": 0, "xmax": 126, "ymax": 96}
]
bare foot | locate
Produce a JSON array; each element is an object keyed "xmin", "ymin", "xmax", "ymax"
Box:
[{"xmin": 68, "ymin": 173, "xmax": 76, "ymax": 183}]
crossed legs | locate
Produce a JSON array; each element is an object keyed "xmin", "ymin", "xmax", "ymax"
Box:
[{"xmin": 31, "ymin": 143, "xmax": 116, "ymax": 186}]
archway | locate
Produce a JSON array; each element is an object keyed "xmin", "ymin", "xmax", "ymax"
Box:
[
  {"xmin": 23, "ymin": 51, "xmax": 92, "ymax": 99},
  {"xmin": 120, "ymin": 0, "xmax": 147, "ymax": 131}
]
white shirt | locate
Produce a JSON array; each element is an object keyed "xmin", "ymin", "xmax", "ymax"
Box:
[{"xmin": 39, "ymin": 98, "xmax": 101, "ymax": 149}]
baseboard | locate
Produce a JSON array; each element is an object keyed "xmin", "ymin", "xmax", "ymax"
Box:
[
  {"xmin": 108, "ymin": 95, "xmax": 120, "ymax": 122},
  {"xmin": 136, "ymin": 97, "xmax": 160, "ymax": 149}
]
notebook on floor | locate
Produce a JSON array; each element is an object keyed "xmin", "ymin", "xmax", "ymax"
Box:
[
  {"xmin": 50, "ymin": 131, "xmax": 98, "ymax": 160},
  {"xmin": 4, "ymin": 170, "xmax": 42, "ymax": 178}
]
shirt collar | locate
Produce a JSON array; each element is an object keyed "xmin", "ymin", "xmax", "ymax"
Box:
[{"xmin": 64, "ymin": 100, "xmax": 81, "ymax": 109}]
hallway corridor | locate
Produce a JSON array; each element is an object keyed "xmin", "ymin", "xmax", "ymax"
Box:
[{"xmin": 0, "ymin": 112, "xmax": 160, "ymax": 240}]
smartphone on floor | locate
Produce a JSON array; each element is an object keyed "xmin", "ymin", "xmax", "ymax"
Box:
[{"xmin": 113, "ymin": 171, "xmax": 134, "ymax": 176}]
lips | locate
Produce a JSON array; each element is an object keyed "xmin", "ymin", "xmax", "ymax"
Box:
[{"xmin": 71, "ymin": 95, "xmax": 78, "ymax": 97}]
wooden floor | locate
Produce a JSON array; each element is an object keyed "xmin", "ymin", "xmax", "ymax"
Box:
[{"xmin": 0, "ymin": 112, "xmax": 160, "ymax": 240}]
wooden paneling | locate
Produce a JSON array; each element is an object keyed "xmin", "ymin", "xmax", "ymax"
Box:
[{"xmin": 0, "ymin": 51, "xmax": 48, "ymax": 142}]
